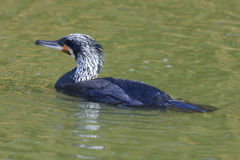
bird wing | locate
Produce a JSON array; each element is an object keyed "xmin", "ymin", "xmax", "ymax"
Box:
[{"xmin": 60, "ymin": 78, "xmax": 142, "ymax": 106}]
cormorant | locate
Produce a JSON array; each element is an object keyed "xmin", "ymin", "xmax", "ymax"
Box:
[{"xmin": 35, "ymin": 33, "xmax": 217, "ymax": 113}]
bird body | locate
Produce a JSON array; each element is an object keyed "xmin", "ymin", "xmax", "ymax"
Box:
[{"xmin": 35, "ymin": 33, "xmax": 217, "ymax": 113}]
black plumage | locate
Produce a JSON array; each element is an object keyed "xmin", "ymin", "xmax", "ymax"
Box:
[{"xmin": 35, "ymin": 33, "xmax": 217, "ymax": 113}]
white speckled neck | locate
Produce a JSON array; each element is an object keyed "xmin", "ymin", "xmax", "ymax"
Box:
[{"xmin": 70, "ymin": 41, "xmax": 104, "ymax": 82}]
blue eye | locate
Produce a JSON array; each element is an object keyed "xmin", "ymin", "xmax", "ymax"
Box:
[{"xmin": 58, "ymin": 40, "xmax": 65, "ymax": 46}]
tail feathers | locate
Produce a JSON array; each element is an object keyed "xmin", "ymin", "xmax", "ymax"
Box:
[{"xmin": 168, "ymin": 100, "xmax": 217, "ymax": 113}]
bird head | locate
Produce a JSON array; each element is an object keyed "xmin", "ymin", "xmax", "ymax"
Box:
[{"xmin": 35, "ymin": 33, "xmax": 104, "ymax": 60}]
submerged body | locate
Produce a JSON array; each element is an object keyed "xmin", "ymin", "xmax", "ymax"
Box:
[{"xmin": 35, "ymin": 33, "xmax": 217, "ymax": 113}]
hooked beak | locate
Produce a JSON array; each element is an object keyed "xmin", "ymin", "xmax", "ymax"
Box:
[{"xmin": 35, "ymin": 40, "xmax": 71, "ymax": 55}]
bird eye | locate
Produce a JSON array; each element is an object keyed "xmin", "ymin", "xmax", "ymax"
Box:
[{"xmin": 57, "ymin": 40, "xmax": 65, "ymax": 46}]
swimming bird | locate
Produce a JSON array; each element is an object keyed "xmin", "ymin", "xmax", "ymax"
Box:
[{"xmin": 35, "ymin": 33, "xmax": 217, "ymax": 113}]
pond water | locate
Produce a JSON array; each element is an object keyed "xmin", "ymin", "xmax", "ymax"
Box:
[{"xmin": 0, "ymin": 0, "xmax": 240, "ymax": 159}]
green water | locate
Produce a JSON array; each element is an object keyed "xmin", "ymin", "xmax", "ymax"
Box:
[{"xmin": 0, "ymin": 0, "xmax": 240, "ymax": 159}]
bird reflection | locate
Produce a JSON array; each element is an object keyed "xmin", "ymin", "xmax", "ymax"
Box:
[
  {"xmin": 71, "ymin": 102, "xmax": 104, "ymax": 155},
  {"xmin": 74, "ymin": 102, "xmax": 101, "ymax": 119}
]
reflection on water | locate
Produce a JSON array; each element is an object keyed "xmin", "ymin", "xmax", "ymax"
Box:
[
  {"xmin": 73, "ymin": 102, "xmax": 101, "ymax": 133},
  {"xmin": 72, "ymin": 102, "xmax": 104, "ymax": 159},
  {"xmin": 74, "ymin": 102, "xmax": 101, "ymax": 120},
  {"xmin": 71, "ymin": 155, "xmax": 98, "ymax": 159},
  {"xmin": 74, "ymin": 144, "xmax": 104, "ymax": 150}
]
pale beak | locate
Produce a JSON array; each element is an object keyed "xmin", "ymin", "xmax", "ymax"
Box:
[{"xmin": 35, "ymin": 40, "xmax": 71, "ymax": 55}]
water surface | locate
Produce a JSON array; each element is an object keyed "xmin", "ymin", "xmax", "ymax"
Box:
[{"xmin": 0, "ymin": 0, "xmax": 240, "ymax": 159}]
